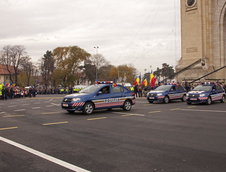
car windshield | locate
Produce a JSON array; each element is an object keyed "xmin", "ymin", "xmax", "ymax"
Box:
[
  {"xmin": 193, "ymin": 85, "xmax": 212, "ymax": 91},
  {"xmin": 80, "ymin": 85, "xmax": 100, "ymax": 94},
  {"xmin": 154, "ymin": 85, "xmax": 172, "ymax": 91}
]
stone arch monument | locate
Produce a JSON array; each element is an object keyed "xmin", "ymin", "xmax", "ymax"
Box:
[{"xmin": 176, "ymin": 0, "xmax": 226, "ymax": 82}]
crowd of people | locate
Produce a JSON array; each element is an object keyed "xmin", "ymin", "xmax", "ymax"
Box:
[
  {"xmin": 1, "ymin": 81, "xmax": 226, "ymax": 100},
  {"xmin": 0, "ymin": 85, "xmax": 83, "ymax": 100},
  {"xmin": 0, "ymin": 85, "xmax": 37, "ymax": 100}
]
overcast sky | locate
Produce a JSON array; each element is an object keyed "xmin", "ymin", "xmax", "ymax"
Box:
[{"xmin": 0, "ymin": 0, "xmax": 180, "ymax": 73}]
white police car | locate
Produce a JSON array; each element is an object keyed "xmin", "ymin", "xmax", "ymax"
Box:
[
  {"xmin": 61, "ymin": 81, "xmax": 135, "ymax": 114},
  {"xmin": 147, "ymin": 84, "xmax": 187, "ymax": 103},
  {"xmin": 186, "ymin": 83, "xmax": 225, "ymax": 105}
]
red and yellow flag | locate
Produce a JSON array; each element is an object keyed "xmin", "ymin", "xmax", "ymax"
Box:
[
  {"xmin": 142, "ymin": 78, "xmax": 148, "ymax": 87},
  {"xmin": 150, "ymin": 73, "xmax": 156, "ymax": 88}
]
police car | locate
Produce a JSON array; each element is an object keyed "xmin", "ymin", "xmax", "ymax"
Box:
[
  {"xmin": 186, "ymin": 83, "xmax": 225, "ymax": 105},
  {"xmin": 147, "ymin": 84, "xmax": 187, "ymax": 103},
  {"xmin": 61, "ymin": 81, "xmax": 135, "ymax": 114}
]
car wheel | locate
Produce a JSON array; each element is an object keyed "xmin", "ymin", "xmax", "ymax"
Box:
[
  {"xmin": 123, "ymin": 100, "xmax": 132, "ymax": 111},
  {"xmin": 220, "ymin": 95, "xmax": 225, "ymax": 103},
  {"xmin": 206, "ymin": 97, "xmax": 212, "ymax": 105},
  {"xmin": 83, "ymin": 102, "xmax": 94, "ymax": 114},
  {"xmin": 67, "ymin": 110, "xmax": 75, "ymax": 114},
  {"xmin": 148, "ymin": 100, "xmax": 153, "ymax": 104},
  {"xmin": 187, "ymin": 102, "xmax": 191, "ymax": 105},
  {"xmin": 182, "ymin": 95, "xmax": 186, "ymax": 102},
  {"xmin": 163, "ymin": 96, "xmax": 169, "ymax": 104}
]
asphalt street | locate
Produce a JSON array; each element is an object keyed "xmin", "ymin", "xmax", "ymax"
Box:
[{"xmin": 0, "ymin": 95, "xmax": 226, "ymax": 172}]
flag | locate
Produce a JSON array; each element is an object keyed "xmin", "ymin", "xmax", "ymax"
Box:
[
  {"xmin": 142, "ymin": 78, "xmax": 148, "ymax": 87},
  {"xmin": 150, "ymin": 73, "xmax": 154, "ymax": 84},
  {"xmin": 134, "ymin": 76, "xmax": 140, "ymax": 85},
  {"xmin": 150, "ymin": 73, "xmax": 156, "ymax": 88},
  {"xmin": 151, "ymin": 77, "xmax": 157, "ymax": 88}
]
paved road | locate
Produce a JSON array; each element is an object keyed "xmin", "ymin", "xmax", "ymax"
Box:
[{"xmin": 0, "ymin": 95, "xmax": 226, "ymax": 172}]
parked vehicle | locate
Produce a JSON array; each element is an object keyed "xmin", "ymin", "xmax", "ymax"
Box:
[
  {"xmin": 147, "ymin": 84, "xmax": 187, "ymax": 103},
  {"xmin": 186, "ymin": 83, "xmax": 225, "ymax": 105}
]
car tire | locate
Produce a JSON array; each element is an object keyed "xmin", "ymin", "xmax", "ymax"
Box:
[
  {"xmin": 220, "ymin": 95, "xmax": 225, "ymax": 103},
  {"xmin": 67, "ymin": 110, "xmax": 75, "ymax": 114},
  {"xmin": 206, "ymin": 97, "xmax": 212, "ymax": 105},
  {"xmin": 83, "ymin": 102, "xmax": 94, "ymax": 114},
  {"xmin": 148, "ymin": 100, "xmax": 153, "ymax": 104},
  {"xmin": 181, "ymin": 95, "xmax": 186, "ymax": 102},
  {"xmin": 187, "ymin": 102, "xmax": 191, "ymax": 105},
  {"xmin": 123, "ymin": 100, "xmax": 132, "ymax": 111},
  {"xmin": 163, "ymin": 96, "xmax": 169, "ymax": 104}
]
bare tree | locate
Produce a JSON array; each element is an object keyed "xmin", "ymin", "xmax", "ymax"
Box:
[
  {"xmin": 20, "ymin": 56, "xmax": 35, "ymax": 86},
  {"xmin": 90, "ymin": 54, "xmax": 109, "ymax": 81},
  {"xmin": 0, "ymin": 45, "xmax": 26, "ymax": 85}
]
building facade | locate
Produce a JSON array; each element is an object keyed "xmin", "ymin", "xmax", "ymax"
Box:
[
  {"xmin": 176, "ymin": 0, "xmax": 226, "ymax": 82},
  {"xmin": 0, "ymin": 64, "xmax": 15, "ymax": 83}
]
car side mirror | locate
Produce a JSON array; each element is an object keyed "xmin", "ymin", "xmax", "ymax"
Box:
[{"xmin": 97, "ymin": 91, "xmax": 102, "ymax": 95}]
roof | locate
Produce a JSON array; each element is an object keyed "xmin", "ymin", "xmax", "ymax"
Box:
[{"xmin": 0, "ymin": 64, "xmax": 15, "ymax": 75}]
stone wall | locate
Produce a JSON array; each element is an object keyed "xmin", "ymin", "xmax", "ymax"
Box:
[{"xmin": 176, "ymin": 0, "xmax": 226, "ymax": 82}]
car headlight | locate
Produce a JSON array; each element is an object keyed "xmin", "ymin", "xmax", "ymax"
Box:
[
  {"xmin": 157, "ymin": 93, "xmax": 162, "ymax": 96},
  {"xmin": 186, "ymin": 93, "xmax": 189, "ymax": 97},
  {"xmin": 199, "ymin": 94, "xmax": 206, "ymax": 97},
  {"xmin": 72, "ymin": 98, "xmax": 81, "ymax": 102}
]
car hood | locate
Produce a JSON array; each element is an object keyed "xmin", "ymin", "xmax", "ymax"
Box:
[
  {"xmin": 64, "ymin": 93, "xmax": 90, "ymax": 98},
  {"xmin": 149, "ymin": 91, "xmax": 165, "ymax": 94},
  {"xmin": 188, "ymin": 91, "xmax": 209, "ymax": 94}
]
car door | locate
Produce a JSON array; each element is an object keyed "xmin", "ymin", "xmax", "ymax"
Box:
[
  {"xmin": 93, "ymin": 85, "xmax": 111, "ymax": 109},
  {"xmin": 176, "ymin": 85, "xmax": 186, "ymax": 99},
  {"xmin": 168, "ymin": 85, "xmax": 176, "ymax": 100},
  {"xmin": 109, "ymin": 85, "xmax": 124, "ymax": 107},
  {"xmin": 214, "ymin": 85, "xmax": 224, "ymax": 101}
]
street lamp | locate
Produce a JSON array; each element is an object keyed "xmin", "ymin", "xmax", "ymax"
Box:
[
  {"xmin": 94, "ymin": 46, "xmax": 99, "ymax": 81},
  {"xmin": 94, "ymin": 46, "xmax": 99, "ymax": 54}
]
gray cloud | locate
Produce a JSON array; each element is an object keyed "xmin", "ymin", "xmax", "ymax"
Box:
[{"xmin": 0, "ymin": 0, "xmax": 180, "ymax": 73}]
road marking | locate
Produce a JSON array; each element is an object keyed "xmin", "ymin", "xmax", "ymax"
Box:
[
  {"xmin": 121, "ymin": 114, "xmax": 136, "ymax": 117},
  {"xmin": 179, "ymin": 109, "xmax": 226, "ymax": 113},
  {"xmin": 0, "ymin": 127, "xmax": 18, "ymax": 131},
  {"xmin": 22, "ymin": 104, "xmax": 29, "ymax": 106},
  {"xmin": 187, "ymin": 106, "xmax": 197, "ymax": 109},
  {"xmin": 41, "ymin": 112, "xmax": 59, "ymax": 115},
  {"xmin": 170, "ymin": 108, "xmax": 181, "ymax": 111},
  {"xmin": 51, "ymin": 103, "xmax": 61, "ymax": 106},
  {"xmin": 8, "ymin": 105, "xmax": 17, "ymax": 107},
  {"xmin": 14, "ymin": 109, "xmax": 26, "ymax": 112},
  {"xmin": 87, "ymin": 117, "xmax": 107, "ymax": 121},
  {"xmin": 42, "ymin": 121, "xmax": 69, "ymax": 126},
  {"xmin": 113, "ymin": 112, "xmax": 145, "ymax": 116},
  {"xmin": 148, "ymin": 111, "xmax": 161, "ymax": 114},
  {"xmin": 32, "ymin": 107, "xmax": 41, "ymax": 109},
  {"xmin": 3, "ymin": 115, "xmax": 25, "ymax": 118},
  {"xmin": 46, "ymin": 105, "xmax": 55, "ymax": 107},
  {"xmin": 0, "ymin": 112, "xmax": 6, "ymax": 114},
  {"xmin": 0, "ymin": 136, "xmax": 90, "ymax": 172}
]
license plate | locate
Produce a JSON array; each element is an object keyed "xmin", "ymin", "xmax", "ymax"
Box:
[
  {"xmin": 62, "ymin": 104, "xmax": 68, "ymax": 107},
  {"xmin": 190, "ymin": 98, "xmax": 197, "ymax": 100},
  {"xmin": 149, "ymin": 97, "xmax": 155, "ymax": 100}
]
